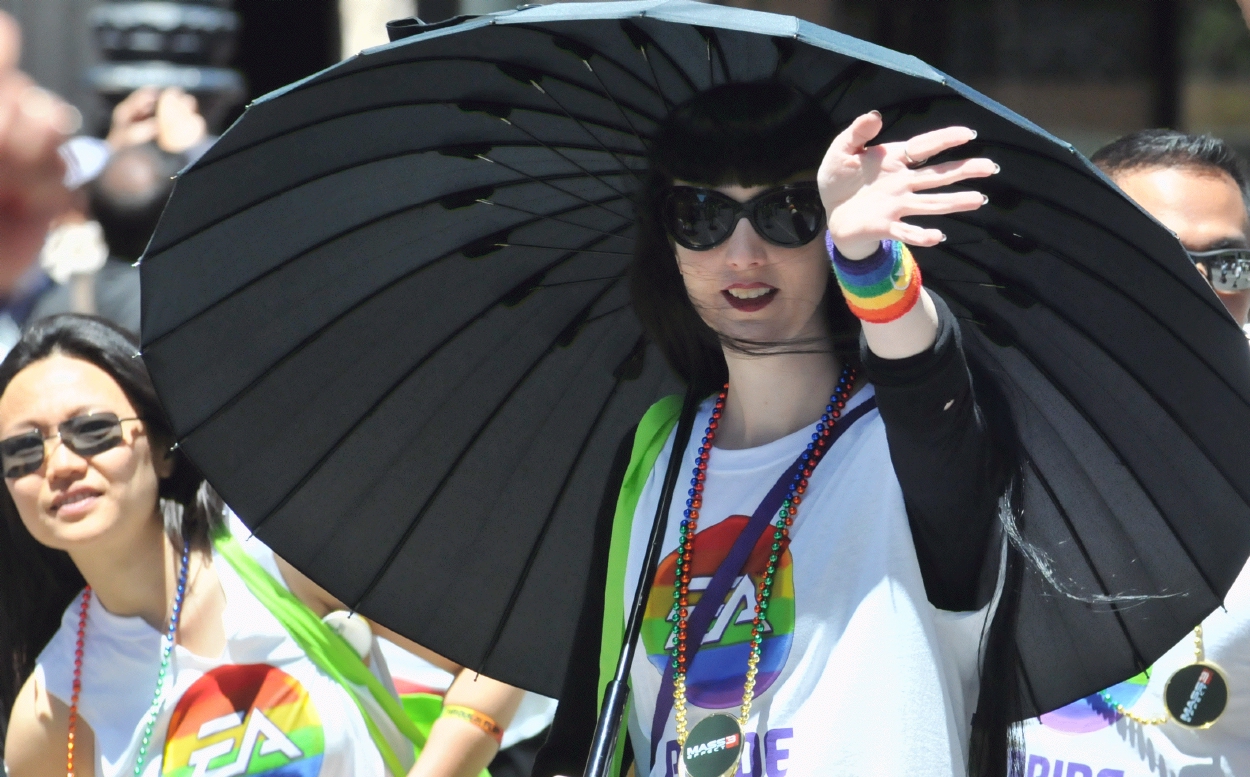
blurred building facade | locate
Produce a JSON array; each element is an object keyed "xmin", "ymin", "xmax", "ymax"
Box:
[
  {"xmin": 0, "ymin": 0, "xmax": 339, "ymax": 134},
  {"xmin": 824, "ymin": 0, "xmax": 1250, "ymax": 155},
  {"xmin": 395, "ymin": 0, "xmax": 1250, "ymax": 156},
  {"xmin": 6, "ymin": 0, "xmax": 1249, "ymax": 156}
]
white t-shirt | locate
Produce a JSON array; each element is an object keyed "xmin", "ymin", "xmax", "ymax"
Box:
[
  {"xmin": 1021, "ymin": 560, "xmax": 1250, "ymax": 777},
  {"xmin": 35, "ymin": 525, "xmax": 408, "ymax": 777},
  {"xmin": 625, "ymin": 387, "xmax": 995, "ymax": 777}
]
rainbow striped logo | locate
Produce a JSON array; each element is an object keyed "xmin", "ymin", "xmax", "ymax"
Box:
[
  {"xmin": 643, "ymin": 516, "xmax": 796, "ymax": 708},
  {"xmin": 161, "ymin": 664, "xmax": 324, "ymax": 777},
  {"xmin": 1038, "ymin": 672, "xmax": 1151, "ymax": 733}
]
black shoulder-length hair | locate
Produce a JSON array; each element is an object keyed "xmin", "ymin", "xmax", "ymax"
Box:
[
  {"xmin": 0, "ymin": 315, "xmax": 221, "ymax": 747},
  {"xmin": 629, "ymin": 81, "xmax": 861, "ymax": 399}
]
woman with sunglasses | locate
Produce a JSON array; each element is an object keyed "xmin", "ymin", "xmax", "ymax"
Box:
[
  {"xmin": 0, "ymin": 315, "xmax": 523, "ymax": 777},
  {"xmin": 536, "ymin": 83, "xmax": 1018, "ymax": 777}
]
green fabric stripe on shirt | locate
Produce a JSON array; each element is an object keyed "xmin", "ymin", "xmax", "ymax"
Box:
[{"xmin": 598, "ymin": 394, "xmax": 683, "ymax": 776}]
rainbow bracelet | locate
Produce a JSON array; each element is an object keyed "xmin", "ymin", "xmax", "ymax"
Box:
[
  {"xmin": 441, "ymin": 704, "xmax": 505, "ymax": 744},
  {"xmin": 828, "ymin": 235, "xmax": 922, "ymax": 324}
]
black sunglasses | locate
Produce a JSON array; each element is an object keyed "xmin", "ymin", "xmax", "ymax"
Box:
[
  {"xmin": 1188, "ymin": 248, "xmax": 1250, "ymax": 293},
  {"xmin": 660, "ymin": 183, "xmax": 826, "ymax": 251},
  {"xmin": 1, "ymin": 413, "xmax": 142, "ymax": 479}
]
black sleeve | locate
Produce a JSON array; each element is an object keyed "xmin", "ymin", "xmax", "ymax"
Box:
[
  {"xmin": 861, "ymin": 293, "xmax": 1008, "ymax": 612},
  {"xmin": 533, "ymin": 427, "xmax": 637, "ymax": 777}
]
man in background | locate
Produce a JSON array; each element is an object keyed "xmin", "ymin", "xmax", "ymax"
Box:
[
  {"xmin": 32, "ymin": 86, "xmax": 210, "ymax": 335},
  {"xmin": 0, "ymin": 10, "xmax": 75, "ymax": 355},
  {"xmin": 1021, "ymin": 129, "xmax": 1250, "ymax": 777},
  {"xmin": 1092, "ymin": 130, "xmax": 1250, "ymax": 332},
  {"xmin": 31, "ymin": 141, "xmax": 181, "ymax": 334}
]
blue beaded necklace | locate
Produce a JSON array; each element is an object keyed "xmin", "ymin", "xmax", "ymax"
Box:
[
  {"xmin": 67, "ymin": 533, "xmax": 191, "ymax": 777},
  {"xmin": 133, "ymin": 534, "xmax": 192, "ymax": 774}
]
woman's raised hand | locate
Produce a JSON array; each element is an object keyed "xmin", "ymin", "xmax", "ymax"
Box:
[{"xmin": 817, "ymin": 110, "xmax": 998, "ymax": 260}]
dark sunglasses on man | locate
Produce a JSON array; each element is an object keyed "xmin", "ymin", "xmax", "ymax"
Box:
[
  {"xmin": 661, "ymin": 182, "xmax": 827, "ymax": 250},
  {"xmin": 1, "ymin": 412, "xmax": 143, "ymax": 479},
  {"xmin": 1188, "ymin": 247, "xmax": 1250, "ymax": 293}
]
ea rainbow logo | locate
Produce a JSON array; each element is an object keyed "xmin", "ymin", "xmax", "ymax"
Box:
[
  {"xmin": 643, "ymin": 516, "xmax": 795, "ymax": 708},
  {"xmin": 1039, "ymin": 671, "xmax": 1151, "ymax": 734},
  {"xmin": 162, "ymin": 664, "xmax": 324, "ymax": 777}
]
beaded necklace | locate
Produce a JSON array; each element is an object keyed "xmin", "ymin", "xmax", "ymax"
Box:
[
  {"xmin": 671, "ymin": 366, "xmax": 855, "ymax": 777},
  {"xmin": 68, "ymin": 534, "xmax": 192, "ymax": 777},
  {"xmin": 1098, "ymin": 625, "xmax": 1228, "ymax": 729}
]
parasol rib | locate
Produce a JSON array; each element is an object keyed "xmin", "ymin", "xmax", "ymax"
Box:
[
  {"xmin": 478, "ymin": 152, "xmax": 634, "ymax": 220},
  {"xmin": 947, "ymin": 301, "xmax": 1222, "ymax": 606},
  {"xmin": 619, "ymin": 20, "xmax": 699, "ymax": 98},
  {"xmin": 188, "ymin": 94, "xmax": 651, "ymax": 180},
  {"xmin": 235, "ymin": 224, "xmax": 636, "ymax": 538},
  {"xmin": 1024, "ymin": 457, "xmax": 1151, "ymax": 673},
  {"xmin": 577, "ymin": 55, "xmax": 653, "ymax": 154},
  {"xmin": 499, "ymin": 244, "xmax": 632, "ymax": 255},
  {"xmin": 482, "ymin": 199, "xmax": 639, "ymax": 240},
  {"xmin": 624, "ymin": 33, "xmax": 675, "ymax": 113},
  {"xmin": 488, "ymin": 112, "xmax": 632, "ymax": 198},
  {"xmin": 148, "ymin": 142, "xmax": 640, "ymax": 261},
  {"xmin": 521, "ymin": 76, "xmax": 645, "ymax": 183},
  {"xmin": 475, "ymin": 335, "xmax": 647, "ymax": 671},
  {"xmin": 578, "ymin": 302, "xmax": 632, "ymax": 326},
  {"xmin": 537, "ymin": 275, "xmax": 627, "ymax": 288},
  {"xmin": 935, "ymin": 230, "xmax": 1250, "ymax": 447},
  {"xmin": 352, "ymin": 276, "xmax": 632, "ymax": 612},
  {"xmin": 697, "ymin": 26, "xmax": 732, "ymax": 85},
  {"xmin": 145, "ymin": 185, "xmax": 633, "ymax": 350},
  {"xmin": 810, "ymin": 61, "xmax": 872, "ymax": 107},
  {"xmin": 933, "ymin": 258, "xmax": 1241, "ymax": 604},
  {"xmin": 194, "ymin": 49, "xmax": 665, "ymax": 168}
]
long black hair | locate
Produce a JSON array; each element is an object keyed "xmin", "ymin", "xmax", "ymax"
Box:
[
  {"xmin": 629, "ymin": 81, "xmax": 861, "ymax": 399},
  {"xmin": 0, "ymin": 315, "xmax": 221, "ymax": 749},
  {"xmin": 627, "ymin": 81, "xmax": 1025, "ymax": 777}
]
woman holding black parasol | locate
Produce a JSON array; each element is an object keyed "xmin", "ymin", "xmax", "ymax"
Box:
[{"xmin": 537, "ymin": 82, "xmax": 1018, "ymax": 777}]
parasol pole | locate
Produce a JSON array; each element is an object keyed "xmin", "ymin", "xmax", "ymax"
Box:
[{"xmin": 584, "ymin": 387, "xmax": 700, "ymax": 777}]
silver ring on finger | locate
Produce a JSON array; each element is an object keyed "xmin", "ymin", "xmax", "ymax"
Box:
[{"xmin": 903, "ymin": 148, "xmax": 926, "ymax": 169}]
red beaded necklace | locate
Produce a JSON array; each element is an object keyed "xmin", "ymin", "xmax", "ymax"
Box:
[
  {"xmin": 670, "ymin": 365, "xmax": 856, "ymax": 748},
  {"xmin": 67, "ymin": 535, "xmax": 191, "ymax": 777},
  {"xmin": 67, "ymin": 587, "xmax": 90, "ymax": 777}
]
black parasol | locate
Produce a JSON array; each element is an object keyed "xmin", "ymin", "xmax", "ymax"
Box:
[{"xmin": 139, "ymin": 0, "xmax": 1250, "ymax": 720}]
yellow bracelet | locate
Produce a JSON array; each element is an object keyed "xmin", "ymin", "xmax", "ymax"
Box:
[{"xmin": 440, "ymin": 705, "xmax": 504, "ymax": 744}]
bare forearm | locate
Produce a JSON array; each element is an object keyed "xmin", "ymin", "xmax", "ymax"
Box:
[
  {"xmin": 406, "ymin": 717, "xmax": 499, "ymax": 777},
  {"xmin": 860, "ymin": 287, "xmax": 939, "ymax": 360},
  {"xmin": 406, "ymin": 671, "xmax": 525, "ymax": 777}
]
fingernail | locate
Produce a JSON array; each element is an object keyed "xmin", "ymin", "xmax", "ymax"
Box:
[
  {"xmin": 982, "ymin": 194, "xmax": 990, "ymax": 205},
  {"xmin": 993, "ymin": 163, "xmax": 1001, "ymax": 174},
  {"xmin": 939, "ymin": 233, "xmax": 948, "ymax": 242},
  {"xmin": 869, "ymin": 110, "xmax": 882, "ymax": 119},
  {"xmin": 970, "ymin": 130, "xmax": 978, "ymax": 139}
]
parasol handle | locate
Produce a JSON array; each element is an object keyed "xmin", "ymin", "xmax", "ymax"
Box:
[{"xmin": 583, "ymin": 387, "xmax": 701, "ymax": 777}]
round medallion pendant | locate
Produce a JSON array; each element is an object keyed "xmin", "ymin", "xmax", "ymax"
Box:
[
  {"xmin": 679, "ymin": 714, "xmax": 744, "ymax": 777},
  {"xmin": 1164, "ymin": 662, "xmax": 1228, "ymax": 729}
]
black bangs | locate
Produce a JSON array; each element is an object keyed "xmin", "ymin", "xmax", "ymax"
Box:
[{"xmin": 650, "ymin": 81, "xmax": 836, "ymax": 186}]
